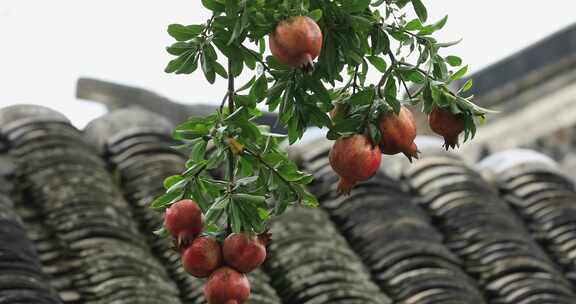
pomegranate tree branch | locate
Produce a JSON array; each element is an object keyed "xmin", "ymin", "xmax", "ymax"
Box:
[
  {"xmin": 227, "ymin": 59, "xmax": 237, "ymax": 188},
  {"xmin": 387, "ymin": 52, "xmax": 414, "ymax": 100},
  {"xmin": 243, "ymin": 147, "xmax": 302, "ymax": 202}
]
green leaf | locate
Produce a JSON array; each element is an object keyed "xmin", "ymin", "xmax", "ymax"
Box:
[
  {"xmin": 163, "ymin": 175, "xmax": 184, "ymax": 190},
  {"xmin": 250, "ymin": 75, "xmax": 268, "ymax": 103},
  {"xmin": 432, "ymin": 15, "xmax": 448, "ymax": 31},
  {"xmin": 205, "ymin": 196, "xmax": 229, "ymax": 224},
  {"xmin": 232, "ymin": 194, "xmax": 266, "ymax": 204},
  {"xmin": 168, "ymin": 24, "xmax": 202, "ymax": 41},
  {"xmin": 228, "ymin": 18, "xmax": 243, "ymax": 45},
  {"xmin": 166, "ymin": 42, "xmax": 194, "ymax": 56},
  {"xmin": 309, "ymin": 9, "xmax": 323, "ymax": 22},
  {"xmin": 344, "ymin": 0, "xmax": 371, "ymax": 12},
  {"xmin": 368, "ymin": 123, "xmax": 381, "ymax": 146},
  {"xmin": 450, "ymin": 65, "xmax": 468, "ymax": 82},
  {"xmin": 445, "ymin": 55, "xmax": 462, "ymax": 67},
  {"xmin": 411, "ymin": 0, "xmax": 428, "ymax": 23},
  {"xmin": 305, "ymin": 76, "xmax": 331, "ymax": 105},
  {"xmin": 349, "ymin": 88, "xmax": 375, "ymax": 106},
  {"xmin": 236, "ymin": 176, "xmax": 259, "ymax": 186},
  {"xmin": 235, "ymin": 95, "xmax": 256, "ymax": 108},
  {"xmin": 384, "ymin": 76, "xmax": 400, "ymax": 113},
  {"xmin": 183, "ymin": 160, "xmax": 208, "ymax": 178},
  {"xmin": 333, "ymin": 119, "xmax": 363, "ymax": 134},
  {"xmin": 437, "ymin": 39, "xmax": 463, "ymax": 48},
  {"xmin": 302, "ymin": 190, "xmax": 319, "ymax": 208},
  {"xmin": 202, "ymin": 0, "xmax": 225, "ymax": 12},
  {"xmin": 213, "ymin": 61, "xmax": 228, "ymax": 79},
  {"xmin": 405, "ymin": 19, "xmax": 423, "ymax": 31},
  {"xmin": 201, "ymin": 53, "xmax": 216, "ymax": 84},
  {"xmin": 236, "ymin": 76, "xmax": 256, "ymax": 93},
  {"xmin": 366, "ymin": 56, "xmax": 388, "ymax": 73},
  {"xmin": 190, "ymin": 140, "xmax": 207, "ymax": 162},
  {"xmin": 461, "ymin": 79, "xmax": 473, "ymax": 93},
  {"xmin": 151, "ymin": 191, "xmax": 182, "ymax": 209},
  {"xmin": 225, "ymin": 0, "xmax": 240, "ymax": 16},
  {"xmin": 259, "ymin": 38, "xmax": 266, "ymax": 55},
  {"xmin": 230, "ymin": 203, "xmax": 243, "ymax": 233},
  {"xmin": 257, "ymin": 208, "xmax": 269, "ymax": 220}
]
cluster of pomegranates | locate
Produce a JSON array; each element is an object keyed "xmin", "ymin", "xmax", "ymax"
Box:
[
  {"xmin": 164, "ymin": 199, "xmax": 268, "ymax": 304},
  {"xmin": 330, "ymin": 106, "xmax": 466, "ymax": 194},
  {"xmin": 267, "ymin": 15, "xmax": 468, "ymax": 194}
]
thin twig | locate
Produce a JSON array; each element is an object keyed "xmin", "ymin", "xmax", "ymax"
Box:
[
  {"xmin": 352, "ymin": 66, "xmax": 359, "ymax": 95},
  {"xmin": 387, "ymin": 52, "xmax": 414, "ymax": 100}
]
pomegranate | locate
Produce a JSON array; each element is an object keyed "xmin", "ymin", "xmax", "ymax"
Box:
[
  {"xmin": 223, "ymin": 233, "xmax": 267, "ymax": 273},
  {"xmin": 204, "ymin": 267, "xmax": 250, "ymax": 304},
  {"xmin": 378, "ymin": 106, "xmax": 419, "ymax": 161},
  {"xmin": 428, "ymin": 107, "xmax": 466, "ymax": 150},
  {"xmin": 163, "ymin": 199, "xmax": 203, "ymax": 247},
  {"xmin": 269, "ymin": 16, "xmax": 323, "ymax": 69},
  {"xmin": 182, "ymin": 237, "xmax": 222, "ymax": 278},
  {"xmin": 329, "ymin": 134, "xmax": 382, "ymax": 195}
]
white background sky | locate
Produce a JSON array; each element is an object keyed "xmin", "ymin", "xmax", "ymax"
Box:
[{"xmin": 1, "ymin": 1, "xmax": 575, "ymax": 127}]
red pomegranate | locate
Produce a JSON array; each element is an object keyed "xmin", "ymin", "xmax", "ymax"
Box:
[
  {"xmin": 269, "ymin": 16, "xmax": 323, "ymax": 69},
  {"xmin": 223, "ymin": 233, "xmax": 267, "ymax": 273},
  {"xmin": 379, "ymin": 106, "xmax": 419, "ymax": 162},
  {"xmin": 329, "ymin": 134, "xmax": 382, "ymax": 195},
  {"xmin": 204, "ymin": 267, "xmax": 250, "ymax": 304},
  {"xmin": 181, "ymin": 237, "xmax": 222, "ymax": 278},
  {"xmin": 163, "ymin": 199, "xmax": 203, "ymax": 247},
  {"xmin": 428, "ymin": 107, "xmax": 466, "ymax": 150}
]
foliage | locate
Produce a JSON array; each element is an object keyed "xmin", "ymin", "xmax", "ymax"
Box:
[{"xmin": 153, "ymin": 0, "xmax": 490, "ymax": 237}]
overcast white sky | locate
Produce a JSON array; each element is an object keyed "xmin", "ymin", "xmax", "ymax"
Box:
[{"xmin": 1, "ymin": 1, "xmax": 574, "ymax": 127}]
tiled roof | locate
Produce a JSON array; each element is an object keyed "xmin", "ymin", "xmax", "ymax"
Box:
[
  {"xmin": 459, "ymin": 23, "xmax": 576, "ymax": 107},
  {"xmin": 1, "ymin": 104, "xmax": 576, "ymax": 303}
]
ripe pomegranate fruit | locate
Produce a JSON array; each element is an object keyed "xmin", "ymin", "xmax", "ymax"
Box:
[
  {"xmin": 163, "ymin": 199, "xmax": 203, "ymax": 247},
  {"xmin": 204, "ymin": 267, "xmax": 250, "ymax": 304},
  {"xmin": 329, "ymin": 134, "xmax": 382, "ymax": 195},
  {"xmin": 269, "ymin": 16, "xmax": 322, "ymax": 69},
  {"xmin": 181, "ymin": 236, "xmax": 222, "ymax": 278},
  {"xmin": 428, "ymin": 107, "xmax": 466, "ymax": 150},
  {"xmin": 378, "ymin": 106, "xmax": 419, "ymax": 162},
  {"xmin": 223, "ymin": 233, "xmax": 267, "ymax": 273}
]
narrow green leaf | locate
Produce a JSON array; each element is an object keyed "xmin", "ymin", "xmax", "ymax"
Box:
[
  {"xmin": 151, "ymin": 191, "xmax": 182, "ymax": 209},
  {"xmin": 411, "ymin": 0, "xmax": 428, "ymax": 23},
  {"xmin": 461, "ymin": 79, "xmax": 473, "ymax": 92},
  {"xmin": 163, "ymin": 175, "xmax": 184, "ymax": 190},
  {"xmin": 366, "ymin": 56, "xmax": 388, "ymax": 73},
  {"xmin": 309, "ymin": 9, "xmax": 323, "ymax": 22},
  {"xmin": 445, "ymin": 55, "xmax": 462, "ymax": 67},
  {"xmin": 230, "ymin": 204, "xmax": 243, "ymax": 233},
  {"xmin": 168, "ymin": 24, "xmax": 202, "ymax": 41},
  {"xmin": 450, "ymin": 65, "xmax": 468, "ymax": 82}
]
